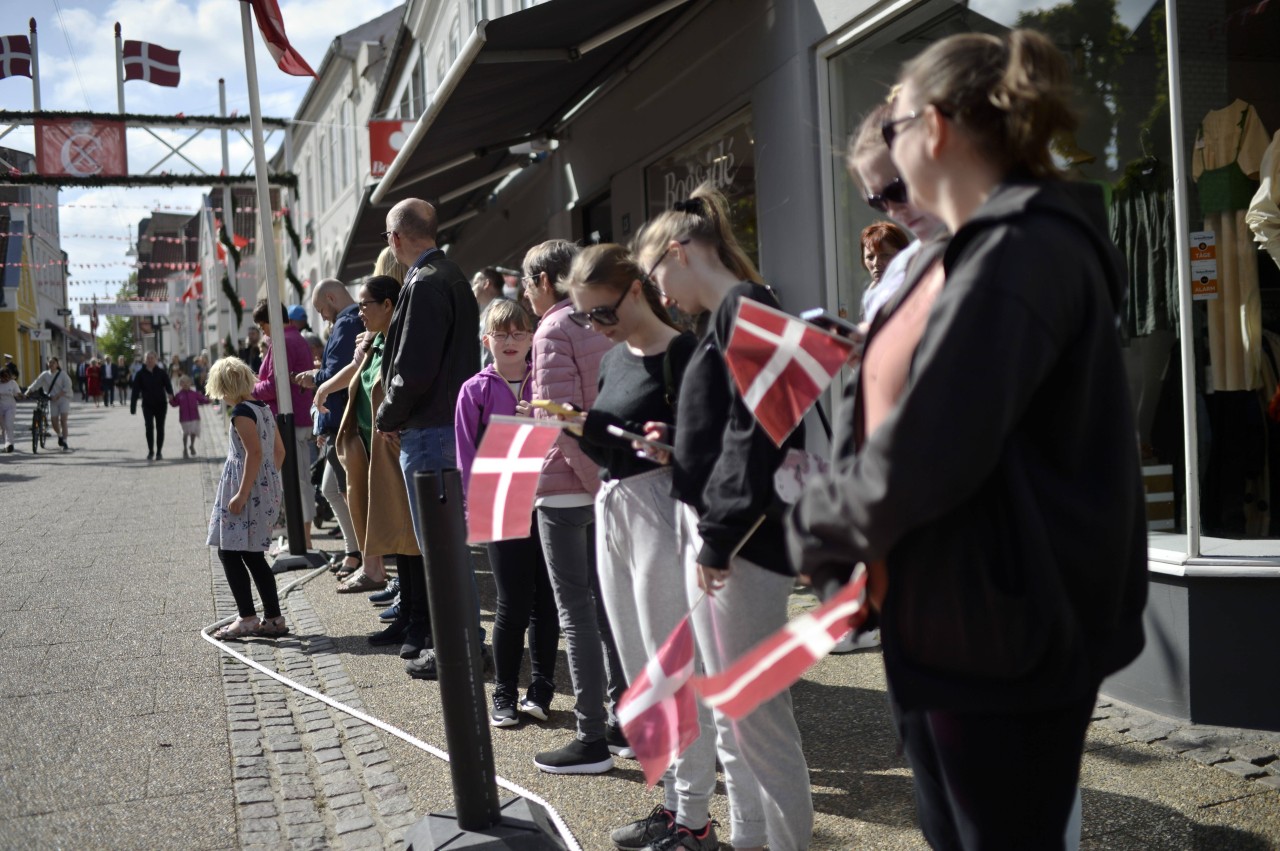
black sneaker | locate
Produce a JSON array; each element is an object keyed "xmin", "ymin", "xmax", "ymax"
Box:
[
  {"xmin": 611, "ymin": 805, "xmax": 675, "ymax": 850},
  {"xmin": 367, "ymin": 621, "xmax": 407, "ymax": 646},
  {"xmin": 649, "ymin": 821, "xmax": 719, "ymax": 851},
  {"xmin": 155, "ymin": 450, "xmax": 162, "ymax": 460},
  {"xmin": 146, "ymin": 451, "xmax": 154, "ymax": 460},
  {"xmin": 520, "ymin": 682, "xmax": 553, "ymax": 721},
  {"xmin": 491, "ymin": 693, "xmax": 519, "ymax": 728},
  {"xmin": 533, "ymin": 737, "xmax": 613, "ymax": 775},
  {"xmin": 518, "ymin": 696, "xmax": 549, "ymax": 722},
  {"xmin": 606, "ymin": 724, "xmax": 635, "ymax": 759},
  {"xmin": 405, "ymin": 648, "xmax": 437, "ymax": 680}
]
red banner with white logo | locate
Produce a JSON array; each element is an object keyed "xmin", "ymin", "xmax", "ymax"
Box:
[
  {"xmin": 369, "ymin": 121, "xmax": 415, "ymax": 178},
  {"xmin": 35, "ymin": 119, "xmax": 128, "ymax": 178}
]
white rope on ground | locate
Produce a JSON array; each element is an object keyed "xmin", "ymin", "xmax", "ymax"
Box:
[{"xmin": 201, "ymin": 564, "xmax": 583, "ymax": 851}]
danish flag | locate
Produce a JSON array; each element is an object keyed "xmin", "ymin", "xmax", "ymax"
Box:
[
  {"xmin": 181, "ymin": 267, "xmax": 203, "ymax": 303},
  {"xmin": 0, "ymin": 34, "xmax": 32, "ymax": 80},
  {"xmin": 724, "ymin": 298, "xmax": 855, "ymax": 446},
  {"xmin": 122, "ymin": 40, "xmax": 181, "ymax": 87},
  {"xmin": 248, "ymin": 0, "xmax": 316, "ymax": 77},
  {"xmin": 693, "ymin": 565, "xmax": 868, "ymax": 720},
  {"xmin": 617, "ymin": 614, "xmax": 700, "ymax": 787},
  {"xmin": 465, "ymin": 416, "xmax": 561, "ymax": 543}
]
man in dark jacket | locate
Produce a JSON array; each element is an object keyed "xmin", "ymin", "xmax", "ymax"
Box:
[{"xmin": 131, "ymin": 350, "xmax": 175, "ymax": 460}]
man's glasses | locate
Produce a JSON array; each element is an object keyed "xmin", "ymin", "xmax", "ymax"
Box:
[
  {"xmin": 568, "ymin": 286, "xmax": 630, "ymax": 329},
  {"xmin": 489, "ymin": 332, "xmax": 531, "ymax": 343},
  {"xmin": 865, "ymin": 177, "xmax": 909, "ymax": 212},
  {"xmin": 379, "ymin": 230, "xmax": 395, "ymax": 242}
]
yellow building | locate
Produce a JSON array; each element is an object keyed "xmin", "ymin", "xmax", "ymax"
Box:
[{"xmin": 0, "ymin": 221, "xmax": 42, "ymax": 384}]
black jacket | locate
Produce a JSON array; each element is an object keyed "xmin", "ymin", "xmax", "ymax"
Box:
[
  {"xmin": 376, "ymin": 249, "xmax": 480, "ymax": 432},
  {"xmin": 314, "ymin": 303, "xmax": 361, "ymax": 435},
  {"xmin": 787, "ymin": 179, "xmax": 1147, "ymax": 712},
  {"xmin": 673, "ymin": 281, "xmax": 804, "ymax": 572},
  {"xmin": 131, "ymin": 365, "xmax": 173, "ymax": 412}
]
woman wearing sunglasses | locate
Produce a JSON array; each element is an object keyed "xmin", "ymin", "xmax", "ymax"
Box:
[{"xmin": 637, "ymin": 184, "xmax": 812, "ymax": 851}]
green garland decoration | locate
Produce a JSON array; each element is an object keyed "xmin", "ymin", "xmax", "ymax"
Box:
[
  {"xmin": 222, "ymin": 274, "xmax": 243, "ymax": 327},
  {"xmin": 283, "ymin": 210, "xmax": 302, "ymax": 257},
  {"xmin": 223, "ymin": 333, "xmax": 236, "ymax": 358},
  {"xmin": 0, "ymin": 109, "xmax": 288, "ymax": 129},
  {"xmin": 286, "ymin": 264, "xmax": 304, "ymax": 299},
  {"xmin": 218, "ymin": 222, "xmax": 242, "ymax": 269},
  {"xmin": 0, "ymin": 173, "xmax": 298, "ymax": 189}
]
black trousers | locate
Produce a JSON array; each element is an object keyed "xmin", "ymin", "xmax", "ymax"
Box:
[
  {"xmin": 217, "ymin": 549, "xmax": 281, "ymax": 619},
  {"xmin": 892, "ymin": 690, "xmax": 1095, "ymax": 851},
  {"xmin": 488, "ymin": 519, "xmax": 559, "ymax": 699},
  {"xmin": 142, "ymin": 403, "xmax": 167, "ymax": 452},
  {"xmin": 104, "ymin": 383, "xmax": 115, "ymax": 406}
]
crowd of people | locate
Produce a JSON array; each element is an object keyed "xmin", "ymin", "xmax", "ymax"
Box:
[{"xmin": 0, "ymin": 29, "xmax": 1144, "ymax": 851}]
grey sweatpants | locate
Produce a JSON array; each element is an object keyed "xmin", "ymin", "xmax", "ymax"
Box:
[
  {"xmin": 320, "ymin": 448, "xmax": 358, "ymax": 555},
  {"xmin": 681, "ymin": 504, "xmax": 813, "ymax": 850},
  {"xmin": 597, "ymin": 469, "xmax": 716, "ymax": 828}
]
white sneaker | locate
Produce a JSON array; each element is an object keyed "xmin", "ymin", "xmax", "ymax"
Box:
[{"xmin": 831, "ymin": 628, "xmax": 880, "ymax": 654}]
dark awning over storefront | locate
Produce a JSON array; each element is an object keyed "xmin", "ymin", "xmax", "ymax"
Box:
[{"xmin": 338, "ymin": 0, "xmax": 694, "ymax": 280}]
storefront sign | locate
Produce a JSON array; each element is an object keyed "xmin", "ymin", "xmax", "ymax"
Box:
[
  {"xmin": 369, "ymin": 121, "xmax": 415, "ymax": 178},
  {"xmin": 645, "ymin": 108, "xmax": 758, "ymax": 267},
  {"xmin": 35, "ymin": 118, "xmax": 128, "ymax": 177},
  {"xmin": 78, "ymin": 301, "xmax": 171, "ymax": 317},
  {"xmin": 1190, "ymin": 230, "xmax": 1218, "ymax": 301}
]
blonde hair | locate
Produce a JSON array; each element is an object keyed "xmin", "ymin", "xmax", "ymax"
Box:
[
  {"xmin": 847, "ymin": 101, "xmax": 894, "ymax": 185},
  {"xmin": 899, "ymin": 29, "xmax": 1076, "ymax": 179},
  {"xmin": 373, "ymin": 246, "xmax": 407, "ymax": 284},
  {"xmin": 483, "ymin": 299, "xmax": 534, "ymax": 335},
  {"xmin": 632, "ymin": 182, "xmax": 761, "ymax": 284},
  {"xmin": 566, "ymin": 244, "xmax": 677, "ymax": 329},
  {"xmin": 205, "ymin": 356, "xmax": 257, "ymax": 403}
]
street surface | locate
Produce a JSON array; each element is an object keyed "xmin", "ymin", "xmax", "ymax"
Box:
[{"xmin": 2, "ymin": 398, "xmax": 1280, "ymax": 849}]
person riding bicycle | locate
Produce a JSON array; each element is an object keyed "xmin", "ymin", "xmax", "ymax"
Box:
[{"xmin": 26, "ymin": 357, "xmax": 73, "ymax": 450}]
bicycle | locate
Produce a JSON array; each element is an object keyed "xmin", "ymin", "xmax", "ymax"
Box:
[{"xmin": 30, "ymin": 391, "xmax": 50, "ymax": 454}]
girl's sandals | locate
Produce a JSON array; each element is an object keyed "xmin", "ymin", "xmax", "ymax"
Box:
[
  {"xmin": 255, "ymin": 616, "xmax": 289, "ymax": 638},
  {"xmin": 336, "ymin": 571, "xmax": 387, "ymax": 594},
  {"xmin": 212, "ymin": 617, "xmax": 260, "ymax": 641},
  {"xmin": 334, "ymin": 553, "xmax": 363, "ymax": 580}
]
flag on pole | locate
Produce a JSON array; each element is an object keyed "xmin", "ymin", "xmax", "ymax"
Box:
[
  {"xmin": 122, "ymin": 40, "xmax": 181, "ymax": 87},
  {"xmin": 182, "ymin": 267, "xmax": 203, "ymax": 302},
  {"xmin": 692, "ymin": 565, "xmax": 868, "ymax": 720},
  {"xmin": 247, "ymin": 0, "xmax": 316, "ymax": 77},
  {"xmin": 0, "ymin": 34, "xmax": 32, "ymax": 79},
  {"xmin": 617, "ymin": 614, "xmax": 701, "ymax": 787},
  {"xmin": 724, "ymin": 298, "xmax": 855, "ymax": 446},
  {"xmin": 466, "ymin": 416, "xmax": 562, "ymax": 543}
]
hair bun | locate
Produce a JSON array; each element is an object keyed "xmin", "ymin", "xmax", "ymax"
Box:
[{"xmin": 672, "ymin": 198, "xmax": 705, "ymax": 216}]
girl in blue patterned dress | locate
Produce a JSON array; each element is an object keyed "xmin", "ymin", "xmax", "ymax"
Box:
[{"xmin": 206, "ymin": 356, "xmax": 287, "ymax": 640}]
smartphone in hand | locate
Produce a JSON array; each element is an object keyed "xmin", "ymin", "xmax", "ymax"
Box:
[{"xmin": 800, "ymin": 308, "xmax": 863, "ymax": 341}]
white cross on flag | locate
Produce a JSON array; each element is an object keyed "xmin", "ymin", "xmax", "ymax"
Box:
[
  {"xmin": 248, "ymin": 0, "xmax": 316, "ymax": 77},
  {"xmin": 725, "ymin": 298, "xmax": 855, "ymax": 446},
  {"xmin": 617, "ymin": 614, "xmax": 700, "ymax": 787},
  {"xmin": 466, "ymin": 416, "xmax": 561, "ymax": 544},
  {"xmin": 0, "ymin": 34, "xmax": 32, "ymax": 80},
  {"xmin": 123, "ymin": 40, "xmax": 181, "ymax": 87},
  {"xmin": 692, "ymin": 564, "xmax": 868, "ymax": 720}
]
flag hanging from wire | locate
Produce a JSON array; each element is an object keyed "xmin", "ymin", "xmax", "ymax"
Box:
[
  {"xmin": 0, "ymin": 34, "xmax": 32, "ymax": 79},
  {"xmin": 122, "ymin": 40, "xmax": 181, "ymax": 87},
  {"xmin": 466, "ymin": 416, "xmax": 562, "ymax": 543},
  {"xmin": 248, "ymin": 0, "xmax": 316, "ymax": 77},
  {"xmin": 724, "ymin": 298, "xmax": 855, "ymax": 446}
]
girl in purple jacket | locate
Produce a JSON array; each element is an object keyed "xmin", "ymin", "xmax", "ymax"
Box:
[
  {"xmin": 170, "ymin": 374, "xmax": 212, "ymax": 459},
  {"xmin": 455, "ymin": 299, "xmax": 560, "ymax": 728}
]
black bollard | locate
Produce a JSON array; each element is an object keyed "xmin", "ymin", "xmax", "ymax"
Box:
[
  {"xmin": 407, "ymin": 468, "xmax": 566, "ymax": 850},
  {"xmin": 270, "ymin": 412, "xmax": 328, "ymax": 573}
]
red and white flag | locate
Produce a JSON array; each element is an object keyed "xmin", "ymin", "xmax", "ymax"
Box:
[
  {"xmin": 466, "ymin": 416, "xmax": 561, "ymax": 544},
  {"xmin": 725, "ymin": 298, "xmax": 855, "ymax": 446},
  {"xmin": 182, "ymin": 267, "xmax": 203, "ymax": 302},
  {"xmin": 693, "ymin": 565, "xmax": 867, "ymax": 720},
  {"xmin": 122, "ymin": 40, "xmax": 181, "ymax": 87},
  {"xmin": 248, "ymin": 0, "xmax": 316, "ymax": 77},
  {"xmin": 617, "ymin": 614, "xmax": 700, "ymax": 787},
  {"xmin": 0, "ymin": 34, "xmax": 32, "ymax": 80}
]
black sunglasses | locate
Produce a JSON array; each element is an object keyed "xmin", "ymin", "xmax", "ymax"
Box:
[
  {"xmin": 866, "ymin": 177, "xmax": 909, "ymax": 212},
  {"xmin": 881, "ymin": 105, "xmax": 952, "ymax": 148},
  {"xmin": 568, "ymin": 286, "xmax": 631, "ymax": 329}
]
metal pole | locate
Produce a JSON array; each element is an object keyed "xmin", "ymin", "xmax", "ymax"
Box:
[
  {"xmin": 1164, "ymin": 0, "xmax": 1201, "ymax": 558},
  {"xmin": 29, "ymin": 18, "xmax": 40, "ymax": 111},
  {"xmin": 219, "ymin": 78, "xmax": 237, "ymax": 352},
  {"xmin": 239, "ymin": 0, "xmax": 307, "ymax": 558},
  {"xmin": 114, "ymin": 23, "xmax": 125, "ymax": 115}
]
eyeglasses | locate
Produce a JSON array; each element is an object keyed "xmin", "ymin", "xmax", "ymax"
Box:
[
  {"xmin": 881, "ymin": 105, "xmax": 951, "ymax": 148},
  {"xmin": 357, "ymin": 299, "xmax": 383, "ymax": 310},
  {"xmin": 521, "ymin": 273, "xmax": 540, "ymax": 289},
  {"xmin": 488, "ymin": 331, "xmax": 531, "ymax": 343},
  {"xmin": 865, "ymin": 177, "xmax": 909, "ymax": 212},
  {"xmin": 379, "ymin": 230, "xmax": 395, "ymax": 242},
  {"xmin": 568, "ymin": 286, "xmax": 631, "ymax": 329}
]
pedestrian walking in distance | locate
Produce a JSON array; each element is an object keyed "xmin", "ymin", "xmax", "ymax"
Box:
[
  {"xmin": 171, "ymin": 375, "xmax": 212, "ymax": 459},
  {"xmin": 0, "ymin": 367, "xmax": 19, "ymax": 452},
  {"xmin": 131, "ymin": 351, "xmax": 175, "ymax": 460},
  {"xmin": 205, "ymin": 356, "xmax": 288, "ymax": 641}
]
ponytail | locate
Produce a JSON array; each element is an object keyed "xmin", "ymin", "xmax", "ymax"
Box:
[{"xmin": 633, "ymin": 182, "xmax": 762, "ymax": 284}]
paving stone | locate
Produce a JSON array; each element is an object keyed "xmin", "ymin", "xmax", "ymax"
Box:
[
  {"xmin": 373, "ymin": 783, "xmax": 409, "ymax": 801},
  {"xmin": 1184, "ymin": 747, "xmax": 1232, "ymax": 766},
  {"xmin": 239, "ymin": 831, "xmax": 284, "ymax": 846},
  {"xmin": 351, "ymin": 740, "xmax": 383, "ymax": 756},
  {"xmin": 328, "ymin": 792, "xmax": 366, "ymax": 810},
  {"xmin": 1231, "ymin": 744, "xmax": 1279, "ymax": 766},
  {"xmin": 1218, "ymin": 759, "xmax": 1268, "ymax": 780},
  {"xmin": 282, "ymin": 808, "xmax": 322, "ymax": 826},
  {"xmin": 243, "ymin": 817, "xmax": 284, "ymax": 834},
  {"xmin": 335, "ymin": 814, "xmax": 375, "ymax": 835},
  {"xmin": 280, "ymin": 784, "xmax": 316, "ymax": 800},
  {"xmin": 341, "ymin": 828, "xmax": 384, "ymax": 848},
  {"xmin": 236, "ymin": 788, "xmax": 276, "ymax": 805},
  {"xmin": 385, "ymin": 812, "xmax": 419, "ymax": 830},
  {"xmin": 324, "ymin": 778, "xmax": 362, "ymax": 797},
  {"xmin": 358, "ymin": 750, "xmax": 389, "ymax": 768},
  {"xmin": 1256, "ymin": 775, "xmax": 1280, "ymax": 792},
  {"xmin": 314, "ymin": 747, "xmax": 344, "ymax": 764},
  {"xmin": 241, "ymin": 802, "xmax": 279, "ymax": 819},
  {"xmin": 377, "ymin": 795, "xmax": 413, "ymax": 816}
]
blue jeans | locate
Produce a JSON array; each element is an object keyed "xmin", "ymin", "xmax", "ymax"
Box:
[{"xmin": 398, "ymin": 426, "xmax": 484, "ymax": 641}]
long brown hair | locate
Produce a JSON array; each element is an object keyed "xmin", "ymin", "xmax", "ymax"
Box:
[
  {"xmin": 566, "ymin": 244, "xmax": 677, "ymax": 329},
  {"xmin": 632, "ymin": 182, "xmax": 761, "ymax": 284}
]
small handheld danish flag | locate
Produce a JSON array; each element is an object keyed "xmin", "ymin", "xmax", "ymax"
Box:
[
  {"xmin": 692, "ymin": 564, "xmax": 868, "ymax": 720},
  {"xmin": 725, "ymin": 298, "xmax": 855, "ymax": 446},
  {"xmin": 465, "ymin": 416, "xmax": 562, "ymax": 544},
  {"xmin": 617, "ymin": 613, "xmax": 700, "ymax": 787}
]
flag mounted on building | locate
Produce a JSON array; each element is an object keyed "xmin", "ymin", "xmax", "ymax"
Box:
[
  {"xmin": 692, "ymin": 564, "xmax": 868, "ymax": 720},
  {"xmin": 182, "ymin": 267, "xmax": 203, "ymax": 302},
  {"xmin": 0, "ymin": 33, "xmax": 32, "ymax": 79},
  {"xmin": 122, "ymin": 40, "xmax": 181, "ymax": 87},
  {"xmin": 617, "ymin": 614, "xmax": 701, "ymax": 787},
  {"xmin": 465, "ymin": 416, "xmax": 562, "ymax": 544},
  {"xmin": 248, "ymin": 0, "xmax": 316, "ymax": 76},
  {"xmin": 724, "ymin": 298, "xmax": 855, "ymax": 446}
]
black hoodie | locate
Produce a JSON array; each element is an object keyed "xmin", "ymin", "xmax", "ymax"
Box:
[{"xmin": 787, "ymin": 179, "xmax": 1148, "ymax": 713}]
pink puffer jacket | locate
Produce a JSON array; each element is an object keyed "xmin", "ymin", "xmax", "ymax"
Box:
[{"xmin": 531, "ymin": 299, "xmax": 615, "ymax": 497}]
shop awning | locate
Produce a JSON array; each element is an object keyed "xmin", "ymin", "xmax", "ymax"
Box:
[{"xmin": 338, "ymin": 0, "xmax": 695, "ymax": 280}]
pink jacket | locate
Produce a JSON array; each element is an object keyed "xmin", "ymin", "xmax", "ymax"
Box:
[
  {"xmin": 169, "ymin": 388, "xmax": 210, "ymax": 422},
  {"xmin": 531, "ymin": 299, "xmax": 614, "ymax": 497},
  {"xmin": 254, "ymin": 324, "xmax": 314, "ymax": 428}
]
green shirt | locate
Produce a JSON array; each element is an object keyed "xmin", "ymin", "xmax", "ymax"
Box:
[{"xmin": 356, "ymin": 333, "xmax": 384, "ymax": 454}]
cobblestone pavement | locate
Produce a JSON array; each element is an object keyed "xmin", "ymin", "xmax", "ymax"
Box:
[{"xmin": 3, "ymin": 398, "xmax": 1280, "ymax": 850}]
